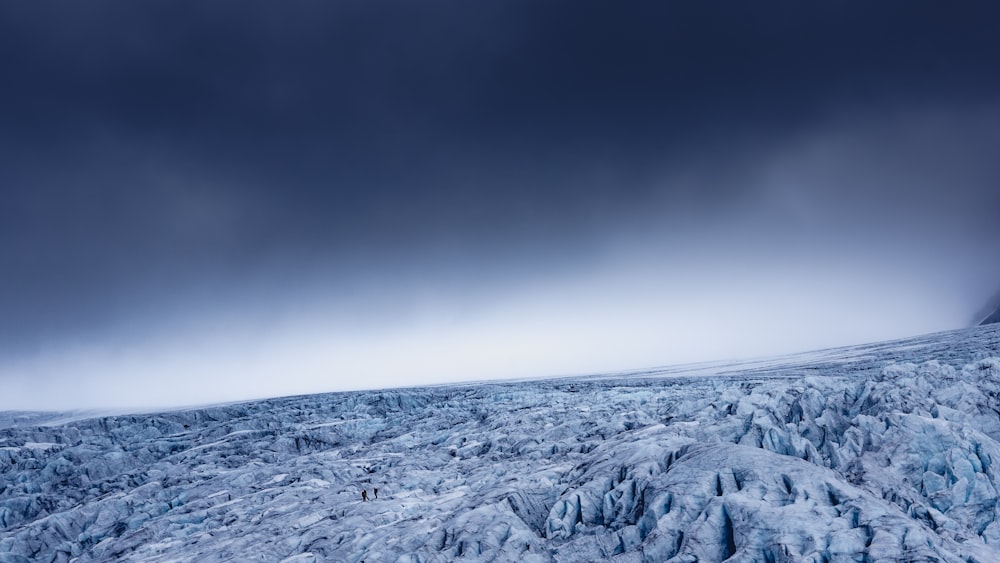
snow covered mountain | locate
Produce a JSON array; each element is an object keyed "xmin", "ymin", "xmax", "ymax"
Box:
[
  {"xmin": 975, "ymin": 291, "xmax": 1000, "ymax": 326},
  {"xmin": 980, "ymin": 306, "xmax": 1000, "ymax": 326},
  {"xmin": 3, "ymin": 324, "xmax": 1000, "ymax": 562}
]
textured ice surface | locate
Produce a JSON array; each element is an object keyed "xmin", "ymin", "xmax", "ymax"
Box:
[{"xmin": 2, "ymin": 324, "xmax": 1000, "ymax": 562}]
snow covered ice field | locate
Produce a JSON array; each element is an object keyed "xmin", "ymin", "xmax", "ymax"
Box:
[{"xmin": 3, "ymin": 324, "xmax": 1000, "ymax": 562}]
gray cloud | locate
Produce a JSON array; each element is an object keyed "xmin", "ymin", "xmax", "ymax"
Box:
[{"xmin": 1, "ymin": 1, "xmax": 998, "ymax": 408}]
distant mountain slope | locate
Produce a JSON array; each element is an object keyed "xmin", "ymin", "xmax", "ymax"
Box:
[
  {"xmin": 981, "ymin": 305, "xmax": 1000, "ymax": 325},
  {"xmin": 2, "ymin": 324, "xmax": 1000, "ymax": 561},
  {"xmin": 976, "ymin": 289, "xmax": 1000, "ymax": 326}
]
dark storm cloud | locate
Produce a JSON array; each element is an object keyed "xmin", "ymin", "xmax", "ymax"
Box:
[{"xmin": 1, "ymin": 1, "xmax": 999, "ymax": 395}]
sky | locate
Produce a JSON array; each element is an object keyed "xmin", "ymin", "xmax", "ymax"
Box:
[{"xmin": 2, "ymin": 2, "xmax": 999, "ymax": 410}]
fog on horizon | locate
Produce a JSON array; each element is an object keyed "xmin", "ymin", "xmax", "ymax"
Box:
[{"xmin": 2, "ymin": 2, "xmax": 999, "ymax": 411}]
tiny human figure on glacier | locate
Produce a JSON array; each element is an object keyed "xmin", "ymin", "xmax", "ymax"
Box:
[
  {"xmin": 361, "ymin": 489, "xmax": 368, "ymax": 501},
  {"xmin": 373, "ymin": 487, "xmax": 378, "ymax": 499}
]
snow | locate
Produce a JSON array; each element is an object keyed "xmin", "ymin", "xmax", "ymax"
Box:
[{"xmin": 1, "ymin": 324, "xmax": 1000, "ymax": 561}]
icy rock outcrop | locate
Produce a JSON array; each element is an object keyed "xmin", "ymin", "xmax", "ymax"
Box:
[{"xmin": 1, "ymin": 324, "xmax": 1000, "ymax": 561}]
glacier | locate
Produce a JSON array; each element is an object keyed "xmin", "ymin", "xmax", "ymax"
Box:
[{"xmin": 2, "ymin": 324, "xmax": 1000, "ymax": 562}]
